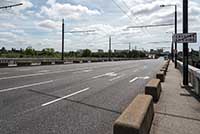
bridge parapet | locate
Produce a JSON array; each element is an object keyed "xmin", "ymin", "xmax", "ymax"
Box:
[{"xmin": 177, "ymin": 60, "xmax": 200, "ymax": 96}]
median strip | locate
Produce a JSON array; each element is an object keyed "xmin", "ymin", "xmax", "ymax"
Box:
[
  {"xmin": 0, "ymin": 80, "xmax": 54, "ymax": 93},
  {"xmin": 41, "ymin": 87, "xmax": 90, "ymax": 107}
]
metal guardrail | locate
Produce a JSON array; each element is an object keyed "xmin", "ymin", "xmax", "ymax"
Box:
[{"xmin": 177, "ymin": 60, "xmax": 200, "ymax": 96}]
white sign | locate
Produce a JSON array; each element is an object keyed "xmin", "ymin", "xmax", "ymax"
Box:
[{"xmin": 173, "ymin": 33, "xmax": 197, "ymax": 43}]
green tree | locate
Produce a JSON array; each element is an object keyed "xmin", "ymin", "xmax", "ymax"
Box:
[
  {"xmin": 82, "ymin": 49, "xmax": 91, "ymax": 57},
  {"xmin": 25, "ymin": 46, "xmax": 36, "ymax": 56},
  {"xmin": 0, "ymin": 47, "xmax": 7, "ymax": 53},
  {"xmin": 42, "ymin": 48, "xmax": 55, "ymax": 56}
]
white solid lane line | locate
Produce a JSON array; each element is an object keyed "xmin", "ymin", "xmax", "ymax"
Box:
[
  {"xmin": 129, "ymin": 76, "xmax": 150, "ymax": 83},
  {"xmin": 0, "ymin": 80, "xmax": 53, "ymax": 93},
  {"xmin": 92, "ymin": 72, "xmax": 116, "ymax": 79},
  {"xmin": 109, "ymin": 74, "xmax": 124, "ymax": 81},
  {"xmin": 0, "ymin": 70, "xmax": 66, "ymax": 80},
  {"xmin": 19, "ymin": 69, "xmax": 32, "ymax": 71},
  {"xmin": 129, "ymin": 77, "xmax": 138, "ymax": 83},
  {"xmin": 92, "ymin": 73, "xmax": 107, "ymax": 79},
  {"xmin": 73, "ymin": 69, "xmax": 92, "ymax": 74},
  {"xmin": 143, "ymin": 76, "xmax": 150, "ymax": 80},
  {"xmin": 41, "ymin": 87, "xmax": 90, "ymax": 107}
]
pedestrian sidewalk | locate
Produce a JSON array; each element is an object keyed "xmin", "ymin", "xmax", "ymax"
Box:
[{"xmin": 150, "ymin": 61, "xmax": 200, "ymax": 134}]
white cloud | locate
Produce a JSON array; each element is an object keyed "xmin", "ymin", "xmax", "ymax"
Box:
[
  {"xmin": 18, "ymin": 0, "xmax": 33, "ymax": 11},
  {"xmin": 40, "ymin": 1, "xmax": 101, "ymax": 20},
  {"xmin": 37, "ymin": 20, "xmax": 61, "ymax": 30},
  {"xmin": 0, "ymin": 23, "xmax": 16, "ymax": 29},
  {"xmin": 47, "ymin": 0, "xmax": 56, "ymax": 6}
]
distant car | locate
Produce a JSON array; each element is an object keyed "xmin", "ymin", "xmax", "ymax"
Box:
[{"xmin": 164, "ymin": 56, "xmax": 168, "ymax": 60}]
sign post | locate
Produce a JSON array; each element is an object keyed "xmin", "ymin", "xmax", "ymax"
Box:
[{"xmin": 183, "ymin": 0, "xmax": 188, "ymax": 86}]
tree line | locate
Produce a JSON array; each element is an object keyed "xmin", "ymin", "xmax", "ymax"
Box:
[{"xmin": 0, "ymin": 46, "xmax": 147, "ymax": 58}]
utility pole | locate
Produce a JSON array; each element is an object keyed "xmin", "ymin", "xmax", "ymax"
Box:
[
  {"xmin": 183, "ymin": 0, "xmax": 188, "ymax": 85},
  {"xmin": 174, "ymin": 5, "xmax": 178, "ymax": 68},
  {"xmin": 129, "ymin": 42, "xmax": 131, "ymax": 58},
  {"xmin": 171, "ymin": 41, "xmax": 174, "ymax": 62},
  {"xmin": 61, "ymin": 19, "xmax": 64, "ymax": 61},
  {"xmin": 108, "ymin": 36, "xmax": 111, "ymax": 61},
  {"xmin": 199, "ymin": 46, "xmax": 200, "ymax": 60}
]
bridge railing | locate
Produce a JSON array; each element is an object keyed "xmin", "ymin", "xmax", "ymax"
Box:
[
  {"xmin": 0, "ymin": 57, "xmax": 149, "ymax": 64},
  {"xmin": 177, "ymin": 60, "xmax": 200, "ymax": 96},
  {"xmin": 0, "ymin": 58, "xmax": 60, "ymax": 64}
]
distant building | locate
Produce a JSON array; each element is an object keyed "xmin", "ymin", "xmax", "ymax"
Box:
[
  {"xmin": 98, "ymin": 49, "xmax": 104, "ymax": 53},
  {"xmin": 114, "ymin": 49, "xmax": 129, "ymax": 53}
]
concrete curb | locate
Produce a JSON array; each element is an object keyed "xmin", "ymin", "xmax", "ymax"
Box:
[
  {"xmin": 145, "ymin": 79, "xmax": 162, "ymax": 102},
  {"xmin": 156, "ymin": 71, "xmax": 165, "ymax": 82},
  {"xmin": 113, "ymin": 94, "xmax": 154, "ymax": 134}
]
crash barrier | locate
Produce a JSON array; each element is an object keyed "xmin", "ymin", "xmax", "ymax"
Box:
[
  {"xmin": 0, "ymin": 63, "xmax": 8, "ymax": 67},
  {"xmin": 160, "ymin": 60, "xmax": 170, "ymax": 75},
  {"xmin": 114, "ymin": 94, "xmax": 154, "ymax": 134},
  {"xmin": 156, "ymin": 71, "xmax": 165, "ymax": 82},
  {"xmin": 177, "ymin": 60, "xmax": 200, "ymax": 96},
  {"xmin": 41, "ymin": 61, "xmax": 52, "ymax": 65},
  {"xmin": 145, "ymin": 79, "xmax": 162, "ymax": 102},
  {"xmin": 160, "ymin": 67, "xmax": 167, "ymax": 75},
  {"xmin": 0, "ymin": 57, "xmax": 150, "ymax": 64},
  {"xmin": 55, "ymin": 61, "xmax": 64, "ymax": 64},
  {"xmin": 16, "ymin": 62, "xmax": 32, "ymax": 66},
  {"xmin": 82, "ymin": 60, "xmax": 89, "ymax": 63},
  {"xmin": 73, "ymin": 60, "xmax": 82, "ymax": 63}
]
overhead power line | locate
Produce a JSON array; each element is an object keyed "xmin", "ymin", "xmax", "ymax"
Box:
[
  {"xmin": 0, "ymin": 3, "xmax": 23, "ymax": 9},
  {"xmin": 65, "ymin": 30, "xmax": 96, "ymax": 34},
  {"xmin": 119, "ymin": 0, "xmax": 152, "ymax": 37},
  {"xmin": 127, "ymin": 23, "xmax": 174, "ymax": 29},
  {"xmin": 148, "ymin": 41, "xmax": 171, "ymax": 44},
  {"xmin": 111, "ymin": 0, "xmax": 133, "ymax": 21},
  {"xmin": 111, "ymin": 0, "xmax": 151, "ymax": 37}
]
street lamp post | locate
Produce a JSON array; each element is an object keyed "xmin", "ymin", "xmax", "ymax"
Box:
[
  {"xmin": 160, "ymin": 4, "xmax": 177, "ymax": 67},
  {"xmin": 62, "ymin": 19, "xmax": 64, "ymax": 61}
]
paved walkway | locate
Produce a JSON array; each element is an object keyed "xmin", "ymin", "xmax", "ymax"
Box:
[{"xmin": 150, "ymin": 61, "xmax": 200, "ymax": 134}]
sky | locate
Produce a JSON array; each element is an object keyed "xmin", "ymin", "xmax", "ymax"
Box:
[{"xmin": 0, "ymin": 0, "xmax": 200, "ymax": 52}]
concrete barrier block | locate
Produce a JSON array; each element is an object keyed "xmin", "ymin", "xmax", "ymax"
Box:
[
  {"xmin": 156, "ymin": 71, "xmax": 165, "ymax": 82},
  {"xmin": 73, "ymin": 60, "xmax": 81, "ymax": 63},
  {"xmin": 114, "ymin": 94, "xmax": 154, "ymax": 134},
  {"xmin": 145, "ymin": 79, "xmax": 162, "ymax": 102},
  {"xmin": 41, "ymin": 61, "xmax": 52, "ymax": 65},
  {"xmin": 82, "ymin": 60, "xmax": 89, "ymax": 63},
  {"xmin": 55, "ymin": 61, "xmax": 64, "ymax": 64},
  {"xmin": 160, "ymin": 68, "xmax": 167, "ymax": 75},
  {"xmin": 17, "ymin": 62, "xmax": 32, "ymax": 66},
  {"xmin": 0, "ymin": 63, "xmax": 8, "ymax": 67}
]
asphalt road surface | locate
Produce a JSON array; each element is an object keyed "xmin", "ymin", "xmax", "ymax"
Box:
[{"xmin": 0, "ymin": 59, "xmax": 163, "ymax": 134}]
